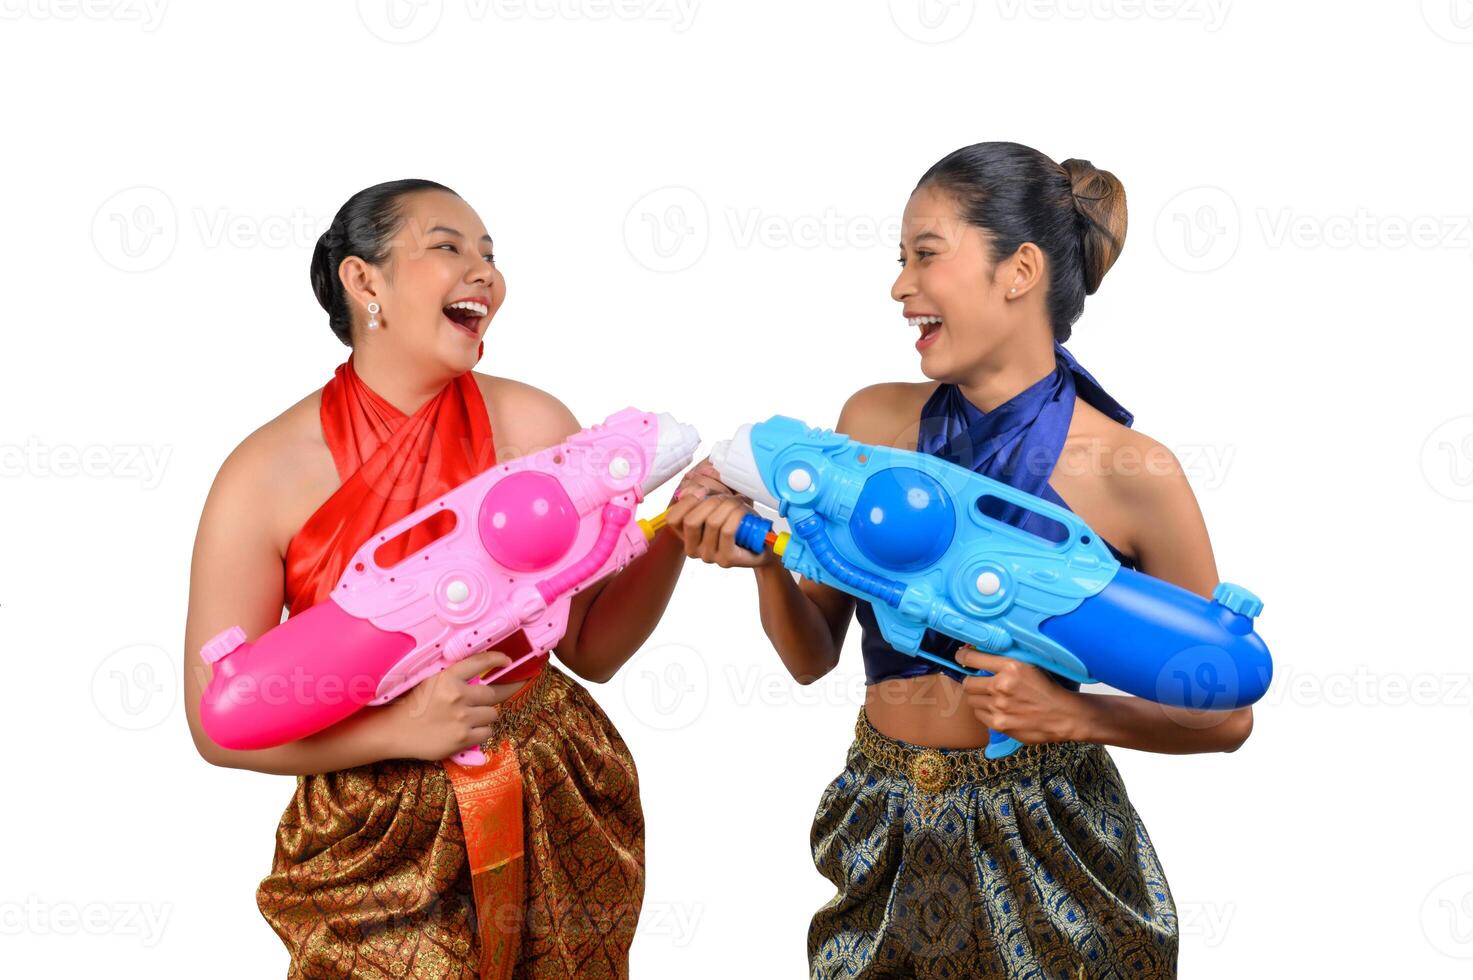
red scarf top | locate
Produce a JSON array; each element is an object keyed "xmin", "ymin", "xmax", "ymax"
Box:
[
  {"xmin": 282, "ymin": 352, "xmax": 538, "ymax": 977},
  {"xmin": 284, "ymin": 353, "xmax": 542, "ymax": 681}
]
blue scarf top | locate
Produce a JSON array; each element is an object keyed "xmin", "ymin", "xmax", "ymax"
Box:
[{"xmin": 855, "ymin": 341, "xmax": 1138, "ymax": 685}]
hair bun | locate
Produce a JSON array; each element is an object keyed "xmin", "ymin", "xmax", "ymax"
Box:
[{"xmin": 1060, "ymin": 158, "xmax": 1127, "ymax": 295}]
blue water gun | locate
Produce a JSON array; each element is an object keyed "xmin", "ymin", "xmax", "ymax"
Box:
[{"xmin": 709, "ymin": 416, "xmax": 1273, "ymax": 759}]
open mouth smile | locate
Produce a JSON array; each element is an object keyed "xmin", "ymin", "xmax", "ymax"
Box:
[
  {"xmin": 908, "ymin": 314, "xmax": 942, "ymax": 351},
  {"xmin": 442, "ymin": 297, "xmax": 489, "ymax": 338}
]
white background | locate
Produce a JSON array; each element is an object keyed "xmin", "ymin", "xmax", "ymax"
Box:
[{"xmin": 3, "ymin": 1, "xmax": 1472, "ymax": 976}]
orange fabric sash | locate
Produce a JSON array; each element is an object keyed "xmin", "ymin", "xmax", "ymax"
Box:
[{"xmin": 284, "ymin": 353, "xmax": 529, "ymax": 978}]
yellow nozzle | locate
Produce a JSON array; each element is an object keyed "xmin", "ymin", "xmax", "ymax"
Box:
[{"xmin": 639, "ymin": 511, "xmax": 669, "ymax": 541}]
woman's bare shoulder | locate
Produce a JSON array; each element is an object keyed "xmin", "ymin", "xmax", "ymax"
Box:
[
  {"xmin": 471, "ymin": 371, "xmax": 580, "ymax": 460},
  {"xmin": 226, "ymin": 388, "xmax": 328, "ymax": 475},
  {"xmin": 1066, "ymin": 399, "xmax": 1185, "ymax": 501},
  {"xmin": 836, "ymin": 380, "xmax": 939, "ymax": 449},
  {"xmin": 209, "ymin": 387, "xmax": 339, "ymax": 556}
]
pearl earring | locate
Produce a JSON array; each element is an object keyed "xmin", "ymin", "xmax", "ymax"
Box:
[
  {"xmin": 1010, "ymin": 287, "xmax": 1017, "ymax": 294},
  {"xmin": 367, "ymin": 302, "xmax": 380, "ymax": 330}
]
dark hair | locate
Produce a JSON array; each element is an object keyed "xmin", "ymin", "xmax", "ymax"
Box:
[
  {"xmin": 310, "ymin": 179, "xmax": 461, "ymax": 346},
  {"xmin": 915, "ymin": 142, "xmax": 1127, "ymax": 343}
]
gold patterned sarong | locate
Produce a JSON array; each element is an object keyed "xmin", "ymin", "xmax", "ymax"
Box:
[
  {"xmin": 256, "ymin": 664, "xmax": 644, "ymax": 978},
  {"xmin": 808, "ymin": 710, "xmax": 1178, "ymax": 978}
]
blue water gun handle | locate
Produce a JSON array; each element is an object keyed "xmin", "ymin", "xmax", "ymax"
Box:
[
  {"xmin": 736, "ymin": 513, "xmax": 1023, "ymax": 759},
  {"xmin": 732, "ymin": 512, "xmax": 773, "ymax": 554}
]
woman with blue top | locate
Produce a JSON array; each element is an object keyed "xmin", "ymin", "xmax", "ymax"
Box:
[{"xmin": 665, "ymin": 141, "xmax": 1254, "ymax": 978}]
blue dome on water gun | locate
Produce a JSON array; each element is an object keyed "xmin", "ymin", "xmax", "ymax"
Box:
[
  {"xmin": 712, "ymin": 416, "xmax": 1274, "ymax": 758},
  {"xmin": 848, "ymin": 466, "xmax": 957, "ymax": 572}
]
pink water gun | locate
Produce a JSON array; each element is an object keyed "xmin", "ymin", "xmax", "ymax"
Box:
[{"xmin": 199, "ymin": 408, "xmax": 700, "ymax": 765}]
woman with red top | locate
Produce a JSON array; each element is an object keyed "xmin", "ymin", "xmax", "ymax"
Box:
[{"xmin": 184, "ymin": 179, "xmax": 712, "ymax": 978}]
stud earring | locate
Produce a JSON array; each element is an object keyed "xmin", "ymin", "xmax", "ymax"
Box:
[
  {"xmin": 367, "ymin": 302, "xmax": 380, "ymax": 330},
  {"xmin": 1010, "ymin": 287, "xmax": 1017, "ymax": 294}
]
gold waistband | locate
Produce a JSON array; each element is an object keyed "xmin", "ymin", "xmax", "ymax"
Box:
[
  {"xmin": 479, "ymin": 661, "xmax": 563, "ymax": 753},
  {"xmin": 853, "ymin": 709, "xmax": 1093, "ymax": 792}
]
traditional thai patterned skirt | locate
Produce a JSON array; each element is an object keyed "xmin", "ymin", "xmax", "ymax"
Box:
[
  {"xmin": 808, "ymin": 710, "xmax": 1177, "ymax": 979},
  {"xmin": 256, "ymin": 664, "xmax": 644, "ymax": 979}
]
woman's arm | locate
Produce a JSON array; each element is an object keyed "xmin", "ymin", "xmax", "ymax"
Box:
[
  {"xmin": 664, "ymin": 483, "xmax": 853, "ymax": 684},
  {"xmin": 1103, "ymin": 435, "xmax": 1254, "ymax": 752},
  {"xmin": 754, "ymin": 566, "xmax": 854, "ymax": 685},
  {"xmin": 184, "ymin": 435, "xmax": 508, "ymax": 775},
  {"xmin": 959, "ymin": 437, "xmax": 1254, "ymax": 754},
  {"xmin": 184, "ymin": 435, "xmax": 401, "ymax": 775},
  {"xmin": 556, "ymin": 528, "xmax": 688, "ymax": 684}
]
